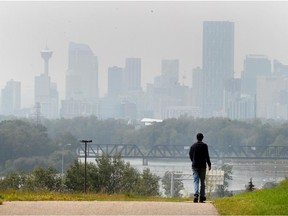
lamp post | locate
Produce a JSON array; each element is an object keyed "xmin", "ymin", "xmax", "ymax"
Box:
[
  {"xmin": 60, "ymin": 143, "xmax": 71, "ymax": 187},
  {"xmin": 61, "ymin": 143, "xmax": 72, "ymax": 176},
  {"xmin": 80, "ymin": 140, "xmax": 92, "ymax": 193}
]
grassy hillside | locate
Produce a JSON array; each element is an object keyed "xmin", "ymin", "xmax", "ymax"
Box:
[{"xmin": 213, "ymin": 178, "xmax": 288, "ymax": 215}]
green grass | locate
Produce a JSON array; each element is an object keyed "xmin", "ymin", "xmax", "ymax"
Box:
[
  {"xmin": 0, "ymin": 190, "xmax": 190, "ymax": 202},
  {"xmin": 213, "ymin": 178, "xmax": 288, "ymax": 215}
]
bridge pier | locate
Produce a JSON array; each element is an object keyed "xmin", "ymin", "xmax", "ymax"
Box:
[{"xmin": 142, "ymin": 157, "xmax": 148, "ymax": 166}]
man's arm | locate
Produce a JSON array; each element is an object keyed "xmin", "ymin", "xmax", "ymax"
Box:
[
  {"xmin": 206, "ymin": 145, "xmax": 211, "ymax": 170},
  {"xmin": 189, "ymin": 146, "xmax": 194, "ymax": 162}
]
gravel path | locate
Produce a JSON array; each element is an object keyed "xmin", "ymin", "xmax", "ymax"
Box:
[{"xmin": 0, "ymin": 201, "xmax": 219, "ymax": 215}]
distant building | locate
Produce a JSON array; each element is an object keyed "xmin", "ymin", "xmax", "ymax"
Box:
[
  {"xmin": 123, "ymin": 58, "xmax": 142, "ymax": 93},
  {"xmin": 161, "ymin": 59, "xmax": 179, "ymax": 87},
  {"xmin": 146, "ymin": 59, "xmax": 190, "ymax": 119},
  {"xmin": 191, "ymin": 67, "xmax": 202, "ymax": 108},
  {"xmin": 227, "ymin": 94, "xmax": 255, "ymax": 120},
  {"xmin": 60, "ymin": 99, "xmax": 100, "ymax": 119},
  {"xmin": 256, "ymin": 75, "xmax": 288, "ymax": 119},
  {"xmin": 241, "ymin": 55, "xmax": 271, "ymax": 96},
  {"xmin": 65, "ymin": 42, "xmax": 99, "ymax": 100},
  {"xmin": 273, "ymin": 59, "xmax": 288, "ymax": 77},
  {"xmin": 1, "ymin": 79, "xmax": 21, "ymax": 116},
  {"xmin": 202, "ymin": 21, "xmax": 235, "ymax": 117},
  {"xmin": 120, "ymin": 101, "xmax": 137, "ymax": 119},
  {"xmin": 108, "ymin": 66, "xmax": 124, "ymax": 97},
  {"xmin": 163, "ymin": 106, "xmax": 201, "ymax": 119},
  {"xmin": 61, "ymin": 42, "xmax": 99, "ymax": 118},
  {"xmin": 34, "ymin": 47, "xmax": 59, "ymax": 119},
  {"xmin": 224, "ymin": 78, "xmax": 242, "ymax": 118}
]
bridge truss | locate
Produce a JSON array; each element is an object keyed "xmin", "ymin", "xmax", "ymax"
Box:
[{"xmin": 77, "ymin": 144, "xmax": 288, "ymax": 160}]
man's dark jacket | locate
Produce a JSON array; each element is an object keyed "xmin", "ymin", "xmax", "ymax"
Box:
[{"xmin": 189, "ymin": 141, "xmax": 211, "ymax": 169}]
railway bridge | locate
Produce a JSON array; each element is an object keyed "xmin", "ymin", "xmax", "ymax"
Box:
[{"xmin": 77, "ymin": 144, "xmax": 288, "ymax": 165}]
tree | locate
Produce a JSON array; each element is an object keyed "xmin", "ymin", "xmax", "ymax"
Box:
[
  {"xmin": 96, "ymin": 155, "xmax": 141, "ymax": 194},
  {"xmin": 135, "ymin": 168, "xmax": 160, "ymax": 196},
  {"xmin": 161, "ymin": 171, "xmax": 184, "ymax": 197},
  {"xmin": 216, "ymin": 164, "xmax": 233, "ymax": 197},
  {"xmin": 65, "ymin": 160, "xmax": 98, "ymax": 192},
  {"xmin": 246, "ymin": 178, "xmax": 256, "ymax": 192},
  {"xmin": 0, "ymin": 171, "xmax": 27, "ymax": 190},
  {"xmin": 26, "ymin": 167, "xmax": 61, "ymax": 191},
  {"xmin": 0, "ymin": 167, "xmax": 61, "ymax": 192},
  {"xmin": 0, "ymin": 120, "xmax": 57, "ymax": 174},
  {"xmin": 65, "ymin": 156, "xmax": 160, "ymax": 196}
]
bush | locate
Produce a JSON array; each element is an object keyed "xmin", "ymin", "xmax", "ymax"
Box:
[{"xmin": 65, "ymin": 155, "xmax": 160, "ymax": 196}]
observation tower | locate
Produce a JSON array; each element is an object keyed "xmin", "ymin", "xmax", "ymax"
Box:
[{"xmin": 41, "ymin": 47, "xmax": 53, "ymax": 75}]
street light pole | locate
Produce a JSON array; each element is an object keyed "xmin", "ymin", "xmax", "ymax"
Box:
[
  {"xmin": 60, "ymin": 143, "xmax": 71, "ymax": 187},
  {"xmin": 61, "ymin": 144, "xmax": 72, "ymax": 176},
  {"xmin": 80, "ymin": 140, "xmax": 92, "ymax": 193}
]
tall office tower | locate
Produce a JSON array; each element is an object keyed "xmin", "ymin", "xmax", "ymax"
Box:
[
  {"xmin": 202, "ymin": 21, "xmax": 234, "ymax": 117},
  {"xmin": 241, "ymin": 55, "xmax": 271, "ymax": 96},
  {"xmin": 35, "ymin": 47, "xmax": 59, "ymax": 119},
  {"xmin": 123, "ymin": 58, "xmax": 141, "ymax": 93},
  {"xmin": 108, "ymin": 66, "xmax": 124, "ymax": 97},
  {"xmin": 1, "ymin": 79, "xmax": 21, "ymax": 115},
  {"xmin": 161, "ymin": 59, "xmax": 179, "ymax": 87},
  {"xmin": 66, "ymin": 42, "xmax": 99, "ymax": 100}
]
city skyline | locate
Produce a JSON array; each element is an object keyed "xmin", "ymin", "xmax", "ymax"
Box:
[{"xmin": 2, "ymin": 1, "xmax": 288, "ymax": 108}]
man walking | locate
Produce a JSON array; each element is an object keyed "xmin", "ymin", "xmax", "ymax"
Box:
[{"xmin": 189, "ymin": 133, "xmax": 211, "ymax": 203}]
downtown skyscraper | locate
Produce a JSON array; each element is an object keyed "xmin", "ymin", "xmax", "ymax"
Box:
[
  {"xmin": 65, "ymin": 42, "xmax": 99, "ymax": 100},
  {"xmin": 202, "ymin": 21, "xmax": 234, "ymax": 117},
  {"xmin": 123, "ymin": 58, "xmax": 142, "ymax": 93},
  {"xmin": 61, "ymin": 42, "xmax": 99, "ymax": 118}
]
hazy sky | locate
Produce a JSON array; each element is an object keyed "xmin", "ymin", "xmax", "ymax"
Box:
[{"xmin": 1, "ymin": 1, "xmax": 288, "ymax": 107}]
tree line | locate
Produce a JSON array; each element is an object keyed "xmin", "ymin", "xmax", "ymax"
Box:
[{"xmin": 1, "ymin": 115, "xmax": 288, "ymax": 174}]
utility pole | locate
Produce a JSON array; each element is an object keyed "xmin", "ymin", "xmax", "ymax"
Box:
[
  {"xmin": 170, "ymin": 171, "xmax": 174, "ymax": 197},
  {"xmin": 80, "ymin": 140, "xmax": 92, "ymax": 193},
  {"xmin": 60, "ymin": 143, "xmax": 71, "ymax": 186}
]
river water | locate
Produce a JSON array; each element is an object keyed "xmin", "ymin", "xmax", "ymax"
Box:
[{"xmin": 84, "ymin": 158, "xmax": 288, "ymax": 197}]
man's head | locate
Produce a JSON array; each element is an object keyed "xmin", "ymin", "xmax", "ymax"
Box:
[{"xmin": 196, "ymin": 133, "xmax": 204, "ymax": 141}]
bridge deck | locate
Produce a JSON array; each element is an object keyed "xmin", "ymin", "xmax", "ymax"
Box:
[{"xmin": 77, "ymin": 144, "xmax": 288, "ymax": 160}]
